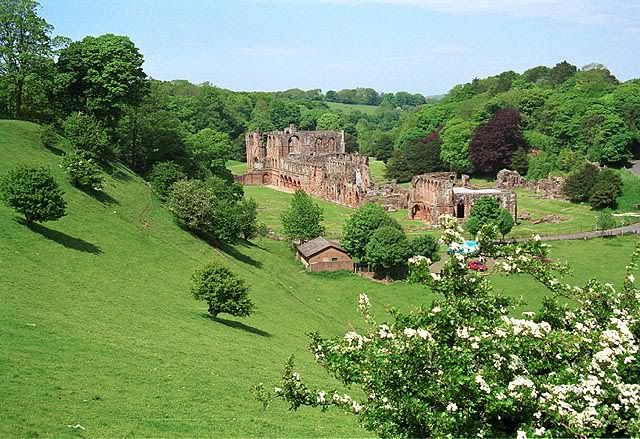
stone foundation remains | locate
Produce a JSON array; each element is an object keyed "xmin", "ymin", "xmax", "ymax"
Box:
[{"xmin": 496, "ymin": 169, "xmax": 566, "ymax": 200}]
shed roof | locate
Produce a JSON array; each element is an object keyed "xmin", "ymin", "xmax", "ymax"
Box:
[{"xmin": 296, "ymin": 237, "xmax": 346, "ymax": 259}]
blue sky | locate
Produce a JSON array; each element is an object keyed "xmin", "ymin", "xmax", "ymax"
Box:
[{"xmin": 40, "ymin": 0, "xmax": 640, "ymax": 96}]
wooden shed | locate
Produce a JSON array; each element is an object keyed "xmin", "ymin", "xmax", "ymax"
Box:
[{"xmin": 296, "ymin": 237, "xmax": 353, "ymax": 272}]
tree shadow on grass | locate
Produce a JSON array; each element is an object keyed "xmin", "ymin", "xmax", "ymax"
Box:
[
  {"xmin": 44, "ymin": 144, "xmax": 66, "ymax": 156},
  {"xmin": 201, "ymin": 313, "xmax": 272, "ymax": 337},
  {"xmin": 101, "ymin": 161, "xmax": 133, "ymax": 181},
  {"xmin": 217, "ymin": 241, "xmax": 263, "ymax": 268},
  {"xmin": 87, "ymin": 189, "xmax": 119, "ymax": 206},
  {"xmin": 23, "ymin": 221, "xmax": 102, "ymax": 255}
]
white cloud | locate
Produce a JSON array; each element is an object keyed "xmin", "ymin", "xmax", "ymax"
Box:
[{"xmin": 246, "ymin": 0, "xmax": 640, "ymax": 26}]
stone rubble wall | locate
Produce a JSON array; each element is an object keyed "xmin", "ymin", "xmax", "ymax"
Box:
[{"xmin": 496, "ymin": 169, "xmax": 566, "ymax": 200}]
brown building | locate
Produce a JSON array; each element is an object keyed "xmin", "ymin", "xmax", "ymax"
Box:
[
  {"xmin": 296, "ymin": 237, "xmax": 354, "ymax": 272},
  {"xmin": 408, "ymin": 172, "xmax": 517, "ymax": 225},
  {"xmin": 236, "ymin": 125, "xmax": 372, "ymax": 207}
]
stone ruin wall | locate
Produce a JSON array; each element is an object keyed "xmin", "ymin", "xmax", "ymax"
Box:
[
  {"xmin": 452, "ymin": 191, "xmax": 518, "ymax": 220},
  {"xmin": 407, "ymin": 173, "xmax": 458, "ymax": 224},
  {"xmin": 407, "ymin": 172, "xmax": 517, "ymax": 225},
  {"xmin": 496, "ymin": 169, "xmax": 566, "ymax": 200},
  {"xmin": 364, "ymin": 184, "xmax": 410, "ymax": 212},
  {"xmin": 238, "ymin": 126, "xmax": 371, "ymax": 207}
]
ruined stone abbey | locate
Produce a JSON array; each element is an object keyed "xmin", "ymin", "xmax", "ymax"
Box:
[
  {"xmin": 236, "ymin": 125, "xmax": 371, "ymax": 207},
  {"xmin": 236, "ymin": 126, "xmax": 517, "ymax": 224},
  {"xmin": 408, "ymin": 172, "xmax": 517, "ymax": 224}
]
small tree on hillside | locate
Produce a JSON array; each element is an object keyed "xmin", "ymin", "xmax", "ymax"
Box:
[
  {"xmin": 364, "ymin": 226, "xmax": 412, "ymax": 278},
  {"xmin": 281, "ymin": 189, "xmax": 325, "ymax": 243},
  {"xmin": 60, "ymin": 151, "xmax": 105, "ymax": 192},
  {"xmin": 470, "ymin": 108, "xmax": 526, "ymax": 175},
  {"xmin": 0, "ymin": 166, "xmax": 66, "ymax": 224},
  {"xmin": 342, "ymin": 203, "xmax": 401, "ymax": 260},
  {"xmin": 589, "ymin": 169, "xmax": 623, "ymax": 209},
  {"xmin": 409, "ymin": 234, "xmax": 440, "ymax": 262},
  {"xmin": 191, "ymin": 262, "xmax": 254, "ymax": 319},
  {"xmin": 63, "ymin": 112, "xmax": 110, "ymax": 159}
]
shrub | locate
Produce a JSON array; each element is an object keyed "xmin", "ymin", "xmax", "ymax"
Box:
[
  {"xmin": 40, "ymin": 124, "xmax": 60, "ymax": 150},
  {"xmin": 166, "ymin": 179, "xmax": 252, "ymax": 244},
  {"xmin": 464, "ymin": 196, "xmax": 501, "ymax": 236},
  {"xmin": 595, "ymin": 208, "xmax": 616, "ymax": 231},
  {"xmin": 496, "ymin": 208, "xmax": 515, "ymax": 238},
  {"xmin": 409, "ymin": 235, "xmax": 440, "ymax": 262},
  {"xmin": 63, "ymin": 112, "xmax": 110, "ymax": 159},
  {"xmin": 589, "ymin": 168, "xmax": 623, "ymax": 209},
  {"xmin": 563, "ymin": 162, "xmax": 599, "ymax": 203},
  {"xmin": 0, "ymin": 166, "xmax": 66, "ymax": 224},
  {"xmin": 281, "ymin": 189, "xmax": 325, "ymax": 243},
  {"xmin": 147, "ymin": 161, "xmax": 187, "ymax": 200},
  {"xmin": 191, "ymin": 262, "xmax": 254, "ymax": 319},
  {"xmin": 265, "ymin": 215, "xmax": 640, "ymax": 438},
  {"xmin": 60, "ymin": 152, "xmax": 105, "ymax": 191}
]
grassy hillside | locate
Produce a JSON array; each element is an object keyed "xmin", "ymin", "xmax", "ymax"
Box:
[
  {"xmin": 1, "ymin": 120, "xmax": 637, "ymax": 437},
  {"xmin": 0, "ymin": 120, "xmax": 431, "ymax": 438},
  {"xmin": 326, "ymin": 101, "xmax": 380, "ymax": 115}
]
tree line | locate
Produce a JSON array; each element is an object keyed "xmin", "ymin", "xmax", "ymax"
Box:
[{"xmin": 384, "ymin": 61, "xmax": 639, "ymax": 194}]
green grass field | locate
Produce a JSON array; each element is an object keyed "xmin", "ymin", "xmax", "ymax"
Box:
[
  {"xmin": 368, "ymin": 159, "xmax": 387, "ymax": 183},
  {"xmin": 2, "ymin": 119, "xmax": 638, "ymax": 437},
  {"xmin": 326, "ymin": 102, "xmax": 380, "ymax": 115},
  {"xmin": 227, "ymin": 159, "xmax": 247, "ymax": 176}
]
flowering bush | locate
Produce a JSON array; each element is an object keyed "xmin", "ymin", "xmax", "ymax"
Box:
[
  {"xmin": 259, "ymin": 215, "xmax": 640, "ymax": 438},
  {"xmin": 60, "ymin": 152, "xmax": 105, "ymax": 191}
]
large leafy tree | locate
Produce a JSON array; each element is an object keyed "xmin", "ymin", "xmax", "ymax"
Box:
[
  {"xmin": 404, "ymin": 131, "xmax": 444, "ymax": 176},
  {"xmin": 385, "ymin": 149, "xmax": 413, "ymax": 183},
  {"xmin": 440, "ymin": 118, "xmax": 475, "ymax": 173},
  {"xmin": 342, "ymin": 203, "xmax": 401, "ymax": 260},
  {"xmin": 187, "ymin": 128, "xmax": 233, "ymax": 178},
  {"xmin": 56, "ymin": 33, "xmax": 148, "ymax": 124},
  {"xmin": 364, "ymin": 226, "xmax": 411, "ymax": 277},
  {"xmin": 281, "ymin": 189, "xmax": 325, "ymax": 243},
  {"xmin": 0, "ymin": 0, "xmax": 65, "ymax": 118},
  {"xmin": 470, "ymin": 108, "xmax": 526, "ymax": 175},
  {"xmin": 464, "ymin": 196, "xmax": 507, "ymax": 236}
]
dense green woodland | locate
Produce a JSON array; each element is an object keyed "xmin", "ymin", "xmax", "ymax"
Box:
[{"xmin": 2, "ymin": 1, "xmax": 639, "ymax": 195}]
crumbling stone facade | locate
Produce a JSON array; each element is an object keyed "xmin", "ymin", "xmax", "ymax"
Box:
[
  {"xmin": 496, "ymin": 169, "xmax": 566, "ymax": 200},
  {"xmin": 237, "ymin": 125, "xmax": 371, "ymax": 207},
  {"xmin": 408, "ymin": 173, "xmax": 517, "ymax": 225}
]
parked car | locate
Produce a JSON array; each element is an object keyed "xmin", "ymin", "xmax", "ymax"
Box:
[{"xmin": 467, "ymin": 259, "xmax": 488, "ymax": 272}]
